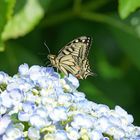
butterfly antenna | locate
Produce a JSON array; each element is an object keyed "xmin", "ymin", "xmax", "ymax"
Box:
[{"xmin": 44, "ymin": 41, "xmax": 51, "ymax": 54}]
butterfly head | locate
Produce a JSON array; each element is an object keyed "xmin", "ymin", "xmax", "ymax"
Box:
[{"xmin": 48, "ymin": 54, "xmax": 57, "ymax": 65}]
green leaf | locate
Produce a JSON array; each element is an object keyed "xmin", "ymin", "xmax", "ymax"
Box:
[
  {"xmin": 0, "ymin": 0, "xmax": 16, "ymax": 51},
  {"xmin": 0, "ymin": 42, "xmax": 42, "ymax": 75},
  {"xmin": 0, "ymin": 0, "xmax": 7, "ymax": 51},
  {"xmin": 47, "ymin": 0, "xmax": 71, "ymax": 13},
  {"xmin": 0, "ymin": 83, "xmax": 7, "ymax": 91},
  {"xmin": 7, "ymin": 0, "xmax": 16, "ymax": 20},
  {"xmin": 110, "ymin": 27, "xmax": 140, "ymax": 70},
  {"xmin": 0, "ymin": 42, "xmax": 5, "ymax": 52},
  {"xmin": 2, "ymin": 0, "xmax": 45, "ymax": 40},
  {"xmin": 10, "ymin": 113, "xmax": 20, "ymax": 123},
  {"xmin": 119, "ymin": 0, "xmax": 140, "ymax": 19},
  {"xmin": 97, "ymin": 51, "xmax": 123, "ymax": 79}
]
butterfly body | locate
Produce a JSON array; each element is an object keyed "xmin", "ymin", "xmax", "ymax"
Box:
[
  {"xmin": 47, "ymin": 55, "xmax": 58, "ymax": 66},
  {"xmin": 48, "ymin": 36, "xmax": 94, "ymax": 79}
]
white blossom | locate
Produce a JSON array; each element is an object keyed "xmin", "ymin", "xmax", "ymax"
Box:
[{"xmin": 0, "ymin": 64, "xmax": 139, "ymax": 140}]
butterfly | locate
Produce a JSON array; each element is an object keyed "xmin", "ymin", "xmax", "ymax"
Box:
[{"xmin": 47, "ymin": 36, "xmax": 94, "ymax": 79}]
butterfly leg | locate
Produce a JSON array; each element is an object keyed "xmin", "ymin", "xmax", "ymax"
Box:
[
  {"xmin": 46, "ymin": 63, "xmax": 52, "ymax": 67},
  {"xmin": 45, "ymin": 61, "xmax": 51, "ymax": 66}
]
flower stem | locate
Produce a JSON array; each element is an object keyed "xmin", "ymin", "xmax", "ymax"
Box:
[{"xmin": 79, "ymin": 11, "xmax": 136, "ymax": 37}]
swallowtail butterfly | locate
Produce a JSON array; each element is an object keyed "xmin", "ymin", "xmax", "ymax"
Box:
[{"xmin": 48, "ymin": 36, "xmax": 94, "ymax": 79}]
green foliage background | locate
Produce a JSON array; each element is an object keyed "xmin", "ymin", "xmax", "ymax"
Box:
[{"xmin": 0, "ymin": 0, "xmax": 140, "ymax": 125}]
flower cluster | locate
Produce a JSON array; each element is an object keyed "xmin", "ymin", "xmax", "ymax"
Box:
[{"xmin": 0, "ymin": 64, "xmax": 140, "ymax": 140}]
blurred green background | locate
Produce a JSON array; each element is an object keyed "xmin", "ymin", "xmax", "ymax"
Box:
[{"xmin": 0, "ymin": 0, "xmax": 140, "ymax": 125}]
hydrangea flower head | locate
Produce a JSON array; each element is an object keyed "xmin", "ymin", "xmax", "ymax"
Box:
[{"xmin": 0, "ymin": 64, "xmax": 140, "ymax": 140}]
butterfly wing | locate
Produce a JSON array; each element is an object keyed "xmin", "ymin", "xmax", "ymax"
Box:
[
  {"xmin": 55, "ymin": 36, "xmax": 93, "ymax": 79},
  {"xmin": 76, "ymin": 58, "xmax": 94, "ymax": 79},
  {"xmin": 56, "ymin": 54, "xmax": 80, "ymax": 76},
  {"xmin": 57, "ymin": 36, "xmax": 92, "ymax": 59}
]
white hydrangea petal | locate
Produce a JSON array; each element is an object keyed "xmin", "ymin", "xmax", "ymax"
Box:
[
  {"xmin": 72, "ymin": 91, "xmax": 86, "ymax": 102},
  {"xmin": 90, "ymin": 130, "xmax": 103, "ymax": 140},
  {"xmin": 71, "ymin": 114, "xmax": 94, "ymax": 129},
  {"xmin": 94, "ymin": 116, "xmax": 111, "ymax": 132},
  {"xmin": 58, "ymin": 93, "xmax": 73, "ymax": 106},
  {"xmin": 34, "ymin": 107, "xmax": 49, "ymax": 118},
  {"xmin": 0, "ymin": 105, "xmax": 7, "ymax": 114},
  {"xmin": 106, "ymin": 126, "xmax": 125, "ymax": 139},
  {"xmin": 28, "ymin": 127, "xmax": 40, "ymax": 140},
  {"xmin": 65, "ymin": 74, "xmax": 79, "ymax": 89},
  {"xmin": 0, "ymin": 115, "xmax": 11, "ymax": 135},
  {"xmin": 9, "ymin": 89, "xmax": 24, "ymax": 103},
  {"xmin": 5, "ymin": 127, "xmax": 23, "ymax": 139},
  {"xmin": 67, "ymin": 127, "xmax": 80, "ymax": 140},
  {"xmin": 29, "ymin": 65, "xmax": 42, "ymax": 81},
  {"xmin": 0, "ymin": 72, "xmax": 9, "ymax": 84},
  {"xmin": 18, "ymin": 63, "xmax": 29, "ymax": 75},
  {"xmin": 49, "ymin": 107, "xmax": 68, "ymax": 121},
  {"xmin": 18, "ymin": 111, "xmax": 30, "ymax": 121},
  {"xmin": 115, "ymin": 105, "xmax": 134, "ymax": 124},
  {"xmin": 22, "ymin": 101, "xmax": 36, "ymax": 113},
  {"xmin": 1, "ymin": 91, "xmax": 13, "ymax": 108},
  {"xmin": 30, "ymin": 114, "xmax": 51, "ymax": 129},
  {"xmin": 55, "ymin": 130, "xmax": 68, "ymax": 140}
]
